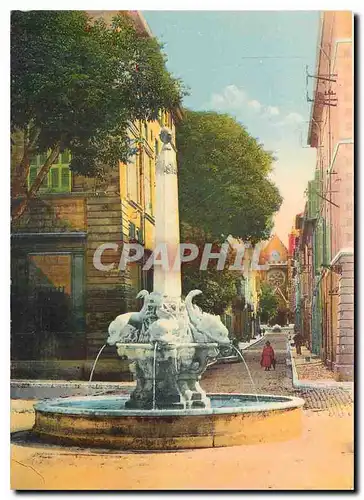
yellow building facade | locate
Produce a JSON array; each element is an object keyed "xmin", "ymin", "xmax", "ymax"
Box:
[{"xmin": 119, "ymin": 110, "xmax": 180, "ymax": 296}]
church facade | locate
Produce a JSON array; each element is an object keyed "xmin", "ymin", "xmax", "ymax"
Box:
[{"xmin": 257, "ymin": 235, "xmax": 290, "ymax": 326}]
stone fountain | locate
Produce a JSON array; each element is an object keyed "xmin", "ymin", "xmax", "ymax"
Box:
[
  {"xmin": 32, "ymin": 128, "xmax": 304, "ymax": 450},
  {"xmin": 105, "ymin": 127, "xmax": 231, "ymax": 411}
]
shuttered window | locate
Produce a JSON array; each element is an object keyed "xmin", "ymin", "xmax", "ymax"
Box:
[
  {"xmin": 307, "ymin": 181, "xmax": 314, "ymax": 219},
  {"xmin": 61, "ymin": 167, "xmax": 71, "ymax": 190},
  {"xmin": 155, "ymin": 139, "xmax": 159, "ymax": 158},
  {"xmin": 39, "ymin": 153, "xmax": 47, "ymax": 165},
  {"xmin": 144, "ymin": 156, "xmax": 152, "ymax": 215},
  {"xmin": 29, "ymin": 166, "xmax": 38, "ymax": 186},
  {"xmin": 60, "ymin": 151, "xmax": 70, "ymax": 164},
  {"xmin": 41, "ymin": 172, "xmax": 49, "ymax": 189},
  {"xmin": 314, "ymin": 218, "xmax": 324, "ymax": 272},
  {"xmin": 27, "ymin": 150, "xmax": 72, "ymax": 193},
  {"xmin": 51, "ymin": 168, "xmax": 60, "ymax": 188},
  {"xmin": 127, "ymin": 153, "xmax": 138, "ymax": 202},
  {"xmin": 129, "ymin": 222, "xmax": 136, "ymax": 240},
  {"xmin": 307, "ymin": 169, "xmax": 322, "ymax": 220},
  {"xmin": 323, "ymin": 219, "xmax": 331, "ymax": 265}
]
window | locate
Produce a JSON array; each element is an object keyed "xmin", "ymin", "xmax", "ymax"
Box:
[
  {"xmin": 29, "ymin": 166, "xmax": 38, "ymax": 186},
  {"xmin": 28, "ymin": 151, "xmax": 72, "ymax": 193},
  {"xmin": 136, "ymin": 227, "xmax": 143, "ymax": 244},
  {"xmin": 144, "ymin": 156, "xmax": 153, "ymax": 215},
  {"xmin": 143, "ymin": 265, "xmax": 153, "ymax": 293},
  {"xmin": 129, "ymin": 262, "xmax": 142, "ymax": 295},
  {"xmin": 126, "ymin": 153, "xmax": 138, "ymax": 202},
  {"xmin": 129, "ymin": 222, "xmax": 136, "ymax": 240},
  {"xmin": 144, "ymin": 122, "xmax": 148, "ymax": 141},
  {"xmin": 137, "ymin": 153, "xmax": 143, "ymax": 205},
  {"xmin": 155, "ymin": 139, "xmax": 159, "ymax": 158}
]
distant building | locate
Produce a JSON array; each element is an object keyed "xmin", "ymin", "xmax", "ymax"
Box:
[
  {"xmin": 287, "ymin": 220, "xmax": 301, "ymax": 325},
  {"xmin": 257, "ymin": 235, "xmax": 289, "ymax": 326},
  {"xmin": 225, "ymin": 238, "xmax": 260, "ymax": 342}
]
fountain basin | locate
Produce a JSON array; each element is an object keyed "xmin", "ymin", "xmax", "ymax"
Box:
[{"xmin": 33, "ymin": 393, "xmax": 305, "ymax": 449}]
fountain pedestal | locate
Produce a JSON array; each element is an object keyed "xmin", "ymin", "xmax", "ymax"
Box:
[{"xmin": 117, "ymin": 343, "xmax": 219, "ymax": 410}]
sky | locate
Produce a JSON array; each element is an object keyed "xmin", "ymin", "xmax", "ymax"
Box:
[{"xmin": 143, "ymin": 11, "xmax": 320, "ymax": 245}]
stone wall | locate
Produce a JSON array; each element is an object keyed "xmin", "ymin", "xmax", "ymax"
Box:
[{"xmin": 334, "ymin": 251, "xmax": 354, "ymax": 380}]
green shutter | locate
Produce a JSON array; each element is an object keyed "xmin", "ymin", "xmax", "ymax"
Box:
[
  {"xmin": 314, "ymin": 219, "xmax": 324, "ymax": 272},
  {"xmin": 308, "ymin": 180, "xmax": 318, "ymax": 219},
  {"xmin": 318, "ymin": 220, "xmax": 324, "ymax": 269},
  {"xmin": 41, "ymin": 174, "xmax": 48, "ymax": 189},
  {"xmin": 51, "ymin": 167, "xmax": 60, "ymax": 189},
  {"xmin": 308, "ymin": 181, "xmax": 313, "ymax": 219},
  {"xmin": 314, "ymin": 169, "xmax": 321, "ymax": 219},
  {"xmin": 29, "ymin": 166, "xmax": 37, "ymax": 187},
  {"xmin": 60, "ymin": 150, "xmax": 70, "ymax": 164},
  {"xmin": 61, "ymin": 166, "xmax": 71, "ymax": 190},
  {"xmin": 30, "ymin": 156, "xmax": 38, "ymax": 166},
  {"xmin": 39, "ymin": 153, "xmax": 47, "ymax": 165},
  {"xmin": 324, "ymin": 219, "xmax": 331, "ymax": 265}
]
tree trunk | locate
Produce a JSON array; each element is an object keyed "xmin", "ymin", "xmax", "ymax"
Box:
[{"xmin": 11, "ymin": 143, "xmax": 61, "ymax": 221}]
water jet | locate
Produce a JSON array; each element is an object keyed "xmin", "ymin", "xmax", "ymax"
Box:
[{"xmin": 33, "ymin": 128, "xmax": 304, "ymax": 449}]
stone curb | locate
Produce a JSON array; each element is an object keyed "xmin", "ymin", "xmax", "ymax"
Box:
[
  {"xmin": 207, "ymin": 336, "xmax": 266, "ymax": 368},
  {"xmin": 287, "ymin": 342, "xmax": 354, "ymax": 394},
  {"xmin": 238, "ymin": 335, "xmax": 266, "ymax": 351}
]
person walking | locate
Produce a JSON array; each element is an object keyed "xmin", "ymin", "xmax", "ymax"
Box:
[
  {"xmin": 293, "ymin": 332, "xmax": 303, "ymax": 355},
  {"xmin": 260, "ymin": 340, "xmax": 275, "ymax": 371}
]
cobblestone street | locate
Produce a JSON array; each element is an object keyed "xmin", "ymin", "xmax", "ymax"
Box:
[
  {"xmin": 202, "ymin": 333, "xmax": 291, "ymax": 395},
  {"xmin": 202, "ymin": 333, "xmax": 353, "ymax": 416},
  {"xmin": 10, "ymin": 332, "xmax": 354, "ymax": 490}
]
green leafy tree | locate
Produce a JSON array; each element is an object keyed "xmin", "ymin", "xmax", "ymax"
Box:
[
  {"xmin": 11, "ymin": 10, "xmax": 185, "ymax": 219},
  {"xmin": 177, "ymin": 110, "xmax": 282, "ymax": 243},
  {"xmin": 177, "ymin": 110, "xmax": 282, "ymax": 315},
  {"xmin": 181, "ymin": 223, "xmax": 239, "ymax": 316},
  {"xmin": 258, "ymin": 283, "xmax": 279, "ymax": 324}
]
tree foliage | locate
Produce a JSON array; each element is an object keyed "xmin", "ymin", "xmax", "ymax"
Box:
[
  {"xmin": 11, "ymin": 10, "xmax": 185, "ymax": 218},
  {"xmin": 181, "ymin": 223, "xmax": 239, "ymax": 316},
  {"xmin": 177, "ymin": 110, "xmax": 282, "ymax": 243},
  {"xmin": 177, "ymin": 110, "xmax": 282, "ymax": 315},
  {"xmin": 258, "ymin": 283, "xmax": 279, "ymax": 324}
]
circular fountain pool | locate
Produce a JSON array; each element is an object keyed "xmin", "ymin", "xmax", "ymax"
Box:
[{"xmin": 33, "ymin": 393, "xmax": 305, "ymax": 449}]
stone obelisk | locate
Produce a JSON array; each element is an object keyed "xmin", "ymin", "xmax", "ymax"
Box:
[{"xmin": 153, "ymin": 128, "xmax": 182, "ymax": 299}]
